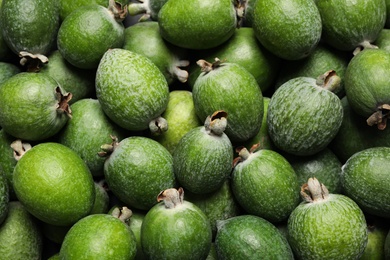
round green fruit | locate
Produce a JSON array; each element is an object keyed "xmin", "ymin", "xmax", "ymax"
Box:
[
  {"xmin": 13, "ymin": 142, "xmax": 95, "ymax": 226},
  {"xmin": 59, "ymin": 0, "xmax": 109, "ymax": 21}
]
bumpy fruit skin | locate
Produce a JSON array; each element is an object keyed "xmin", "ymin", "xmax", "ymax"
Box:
[
  {"xmin": 141, "ymin": 200, "xmax": 212, "ymax": 259},
  {"xmin": 193, "ymin": 63, "xmax": 263, "ymax": 143},
  {"xmin": 252, "ymin": 0, "xmax": 322, "ymax": 60},
  {"xmin": 96, "ymin": 48, "xmax": 169, "ymax": 131},
  {"xmin": 0, "ymin": 62, "xmax": 20, "ymax": 85},
  {"xmin": 57, "ymin": 4, "xmax": 124, "ymax": 69},
  {"xmin": 158, "ymin": 0, "xmax": 237, "ymax": 49},
  {"xmin": 0, "ymin": 0, "xmax": 59, "ymax": 55},
  {"xmin": 0, "ymin": 201, "xmax": 43, "ymax": 259},
  {"xmin": 267, "ymin": 77, "xmax": 343, "ymax": 156},
  {"xmin": 59, "ymin": 0, "xmax": 109, "ymax": 21},
  {"xmin": 0, "ymin": 171, "xmax": 8, "ymax": 225},
  {"xmin": 104, "ymin": 136, "xmax": 177, "ymax": 211},
  {"xmin": 231, "ymin": 149, "xmax": 300, "ymax": 223},
  {"xmin": 59, "ymin": 214, "xmax": 137, "ymax": 260},
  {"xmin": 13, "ymin": 142, "xmax": 95, "ymax": 226},
  {"xmin": 0, "ymin": 129, "xmax": 17, "ymax": 198},
  {"xmin": 215, "ymin": 215, "xmax": 294, "ymax": 259},
  {"xmin": 341, "ymin": 147, "xmax": 390, "ymax": 218},
  {"xmin": 0, "ymin": 72, "xmax": 70, "ymax": 141},
  {"xmin": 287, "ymin": 194, "xmax": 368, "ymax": 260},
  {"xmin": 316, "ymin": 0, "xmax": 386, "ymax": 51}
]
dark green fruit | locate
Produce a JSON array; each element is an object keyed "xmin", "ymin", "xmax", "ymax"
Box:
[
  {"xmin": 0, "ymin": 170, "xmax": 8, "ymax": 225},
  {"xmin": 103, "ymin": 136, "xmax": 176, "ymax": 211},
  {"xmin": 252, "ymin": 0, "xmax": 322, "ymax": 60},
  {"xmin": 40, "ymin": 50, "xmax": 95, "ymax": 104},
  {"xmin": 287, "ymin": 178, "xmax": 368, "ymax": 260},
  {"xmin": 360, "ymin": 215, "xmax": 389, "ymax": 260},
  {"xmin": 126, "ymin": 209, "xmax": 146, "ymax": 260},
  {"xmin": 193, "ymin": 60, "xmax": 263, "ymax": 143},
  {"xmin": 0, "ymin": 62, "xmax": 20, "ymax": 85},
  {"xmin": 385, "ymin": 229, "xmax": 390, "ymax": 259},
  {"xmin": 59, "ymin": 0, "xmax": 109, "ymax": 21},
  {"xmin": 57, "ymin": 98, "xmax": 127, "ymax": 177},
  {"xmin": 316, "ymin": 0, "xmax": 386, "ymax": 52},
  {"xmin": 173, "ymin": 111, "xmax": 233, "ymax": 194},
  {"xmin": 267, "ymin": 71, "xmax": 343, "ymax": 156},
  {"xmin": 59, "ymin": 211, "xmax": 137, "ymax": 259},
  {"xmin": 231, "ymin": 147, "xmax": 300, "ymax": 223},
  {"xmin": 123, "ymin": 21, "xmax": 189, "ymax": 85},
  {"xmin": 344, "ymin": 48, "xmax": 390, "ymax": 130},
  {"xmin": 89, "ymin": 181, "xmax": 109, "ymax": 215},
  {"xmin": 141, "ymin": 188, "xmax": 212, "ymax": 259},
  {"xmin": 158, "ymin": 0, "xmax": 237, "ymax": 49},
  {"xmin": 57, "ymin": 3, "xmax": 126, "ymax": 69},
  {"xmin": 0, "ymin": 129, "xmax": 20, "ymax": 198},
  {"xmin": 0, "ymin": 201, "xmax": 43, "ymax": 259},
  {"xmin": 215, "ymin": 215, "xmax": 294, "ymax": 259},
  {"xmin": 13, "ymin": 142, "xmax": 95, "ymax": 226},
  {"xmin": 341, "ymin": 147, "xmax": 390, "ymax": 218},
  {"xmin": 0, "ymin": 72, "xmax": 71, "ymax": 141},
  {"xmin": 374, "ymin": 29, "xmax": 390, "ymax": 52},
  {"xmin": 96, "ymin": 48, "xmax": 169, "ymax": 132}
]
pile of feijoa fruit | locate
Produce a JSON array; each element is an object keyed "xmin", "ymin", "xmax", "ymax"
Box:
[{"xmin": 1, "ymin": 0, "xmax": 390, "ymax": 259}]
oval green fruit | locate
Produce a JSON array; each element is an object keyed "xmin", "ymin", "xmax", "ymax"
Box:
[
  {"xmin": 341, "ymin": 147, "xmax": 390, "ymax": 218},
  {"xmin": 360, "ymin": 215, "xmax": 389, "ymax": 260},
  {"xmin": 215, "ymin": 215, "xmax": 294, "ymax": 259},
  {"xmin": 252, "ymin": 0, "xmax": 322, "ymax": 60},
  {"xmin": 13, "ymin": 142, "xmax": 95, "ymax": 226},
  {"xmin": 96, "ymin": 48, "xmax": 169, "ymax": 132},
  {"xmin": 59, "ymin": 0, "xmax": 109, "ymax": 21}
]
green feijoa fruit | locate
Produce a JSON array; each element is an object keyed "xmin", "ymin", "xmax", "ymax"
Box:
[
  {"xmin": 341, "ymin": 147, "xmax": 390, "ymax": 218},
  {"xmin": 344, "ymin": 48, "xmax": 390, "ymax": 130},
  {"xmin": 242, "ymin": 0, "xmax": 258, "ymax": 27},
  {"xmin": 0, "ymin": 171, "xmax": 8, "ymax": 225},
  {"xmin": 59, "ymin": 211, "xmax": 137, "ymax": 259},
  {"xmin": 0, "ymin": 62, "xmax": 20, "ymax": 85},
  {"xmin": 387, "ymin": 0, "xmax": 390, "ymax": 28},
  {"xmin": 287, "ymin": 178, "xmax": 368, "ymax": 260},
  {"xmin": 152, "ymin": 90, "xmax": 202, "ymax": 154},
  {"xmin": 187, "ymin": 28, "xmax": 281, "ymax": 93},
  {"xmin": 89, "ymin": 181, "xmax": 109, "ymax": 215},
  {"xmin": 385, "ymin": 230, "xmax": 390, "ymax": 259},
  {"xmin": 374, "ymin": 29, "xmax": 390, "ymax": 52},
  {"xmin": 231, "ymin": 147, "xmax": 300, "ymax": 223},
  {"xmin": 96, "ymin": 48, "xmax": 169, "ymax": 132},
  {"xmin": 0, "ymin": 72, "xmax": 72, "ymax": 141},
  {"xmin": 0, "ymin": 0, "xmax": 59, "ymax": 69},
  {"xmin": 157, "ymin": 0, "xmax": 237, "ymax": 50},
  {"xmin": 275, "ymin": 43, "xmax": 350, "ymax": 97},
  {"xmin": 42, "ymin": 222, "xmax": 71, "ymax": 245},
  {"xmin": 316, "ymin": 0, "xmax": 386, "ymax": 52},
  {"xmin": 285, "ymin": 148, "xmax": 343, "ymax": 194},
  {"xmin": 57, "ymin": 98, "xmax": 127, "ymax": 177},
  {"xmin": 59, "ymin": 0, "xmax": 109, "ymax": 21},
  {"xmin": 126, "ymin": 209, "xmax": 146, "ymax": 260},
  {"xmin": 128, "ymin": 0, "xmax": 168, "ymax": 21},
  {"xmin": 215, "ymin": 215, "xmax": 294, "ymax": 259},
  {"xmin": 0, "ymin": 21, "xmax": 14, "ymax": 62},
  {"xmin": 330, "ymin": 97, "xmax": 390, "ymax": 163},
  {"xmin": 0, "ymin": 201, "xmax": 43, "ymax": 259},
  {"xmin": 173, "ymin": 111, "xmax": 233, "ymax": 194},
  {"xmin": 267, "ymin": 72, "xmax": 343, "ymax": 156},
  {"xmin": 40, "ymin": 50, "xmax": 95, "ymax": 104},
  {"xmin": 103, "ymin": 136, "xmax": 176, "ymax": 210},
  {"xmin": 193, "ymin": 60, "xmax": 263, "ymax": 143},
  {"xmin": 360, "ymin": 215, "xmax": 389, "ymax": 260},
  {"xmin": 141, "ymin": 188, "xmax": 212, "ymax": 259},
  {"xmin": 57, "ymin": 2, "xmax": 126, "ymax": 69},
  {"xmin": 123, "ymin": 21, "xmax": 189, "ymax": 85},
  {"xmin": 185, "ymin": 180, "xmax": 242, "ymax": 239},
  {"xmin": 13, "ymin": 142, "xmax": 95, "ymax": 226},
  {"xmin": 252, "ymin": 0, "xmax": 322, "ymax": 60}
]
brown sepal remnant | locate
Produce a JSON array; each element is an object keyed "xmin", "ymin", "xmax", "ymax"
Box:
[
  {"xmin": 196, "ymin": 58, "xmax": 225, "ymax": 73},
  {"xmin": 157, "ymin": 187, "xmax": 184, "ymax": 209},
  {"xmin": 19, "ymin": 51, "xmax": 49, "ymax": 72},
  {"xmin": 108, "ymin": 0, "xmax": 128, "ymax": 22},
  {"xmin": 10, "ymin": 139, "xmax": 32, "ymax": 161},
  {"xmin": 300, "ymin": 177, "xmax": 329, "ymax": 203},
  {"xmin": 98, "ymin": 135, "xmax": 119, "ymax": 157},
  {"xmin": 232, "ymin": 143, "xmax": 261, "ymax": 168},
  {"xmin": 55, "ymin": 87, "xmax": 72, "ymax": 118},
  {"xmin": 367, "ymin": 104, "xmax": 390, "ymax": 130}
]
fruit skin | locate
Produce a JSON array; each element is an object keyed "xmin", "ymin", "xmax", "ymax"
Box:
[
  {"xmin": 341, "ymin": 147, "xmax": 390, "ymax": 218},
  {"xmin": 13, "ymin": 142, "xmax": 95, "ymax": 226},
  {"xmin": 0, "ymin": 0, "xmax": 59, "ymax": 56},
  {"xmin": 0, "ymin": 62, "xmax": 20, "ymax": 85},
  {"xmin": 0, "ymin": 170, "xmax": 8, "ymax": 225},
  {"xmin": 215, "ymin": 215, "xmax": 294, "ymax": 259},
  {"xmin": 252, "ymin": 0, "xmax": 322, "ymax": 60},
  {"xmin": 316, "ymin": 0, "xmax": 386, "ymax": 51},
  {"xmin": 57, "ymin": 4, "xmax": 125, "ymax": 69},
  {"xmin": 267, "ymin": 76, "xmax": 343, "ymax": 156},
  {"xmin": 231, "ymin": 149, "xmax": 300, "ymax": 223},
  {"xmin": 0, "ymin": 201, "xmax": 43, "ymax": 259},
  {"xmin": 0, "ymin": 72, "xmax": 70, "ymax": 141},
  {"xmin": 141, "ymin": 200, "xmax": 212, "ymax": 259},
  {"xmin": 157, "ymin": 0, "xmax": 237, "ymax": 50},
  {"xmin": 287, "ymin": 193, "xmax": 368, "ymax": 260},
  {"xmin": 103, "ymin": 136, "xmax": 177, "ymax": 210},
  {"xmin": 0, "ymin": 129, "xmax": 18, "ymax": 198},
  {"xmin": 96, "ymin": 48, "xmax": 169, "ymax": 131},
  {"xmin": 59, "ymin": 0, "xmax": 109, "ymax": 21},
  {"xmin": 193, "ymin": 62, "xmax": 264, "ymax": 143},
  {"xmin": 59, "ymin": 214, "xmax": 137, "ymax": 260},
  {"xmin": 360, "ymin": 215, "xmax": 389, "ymax": 260}
]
